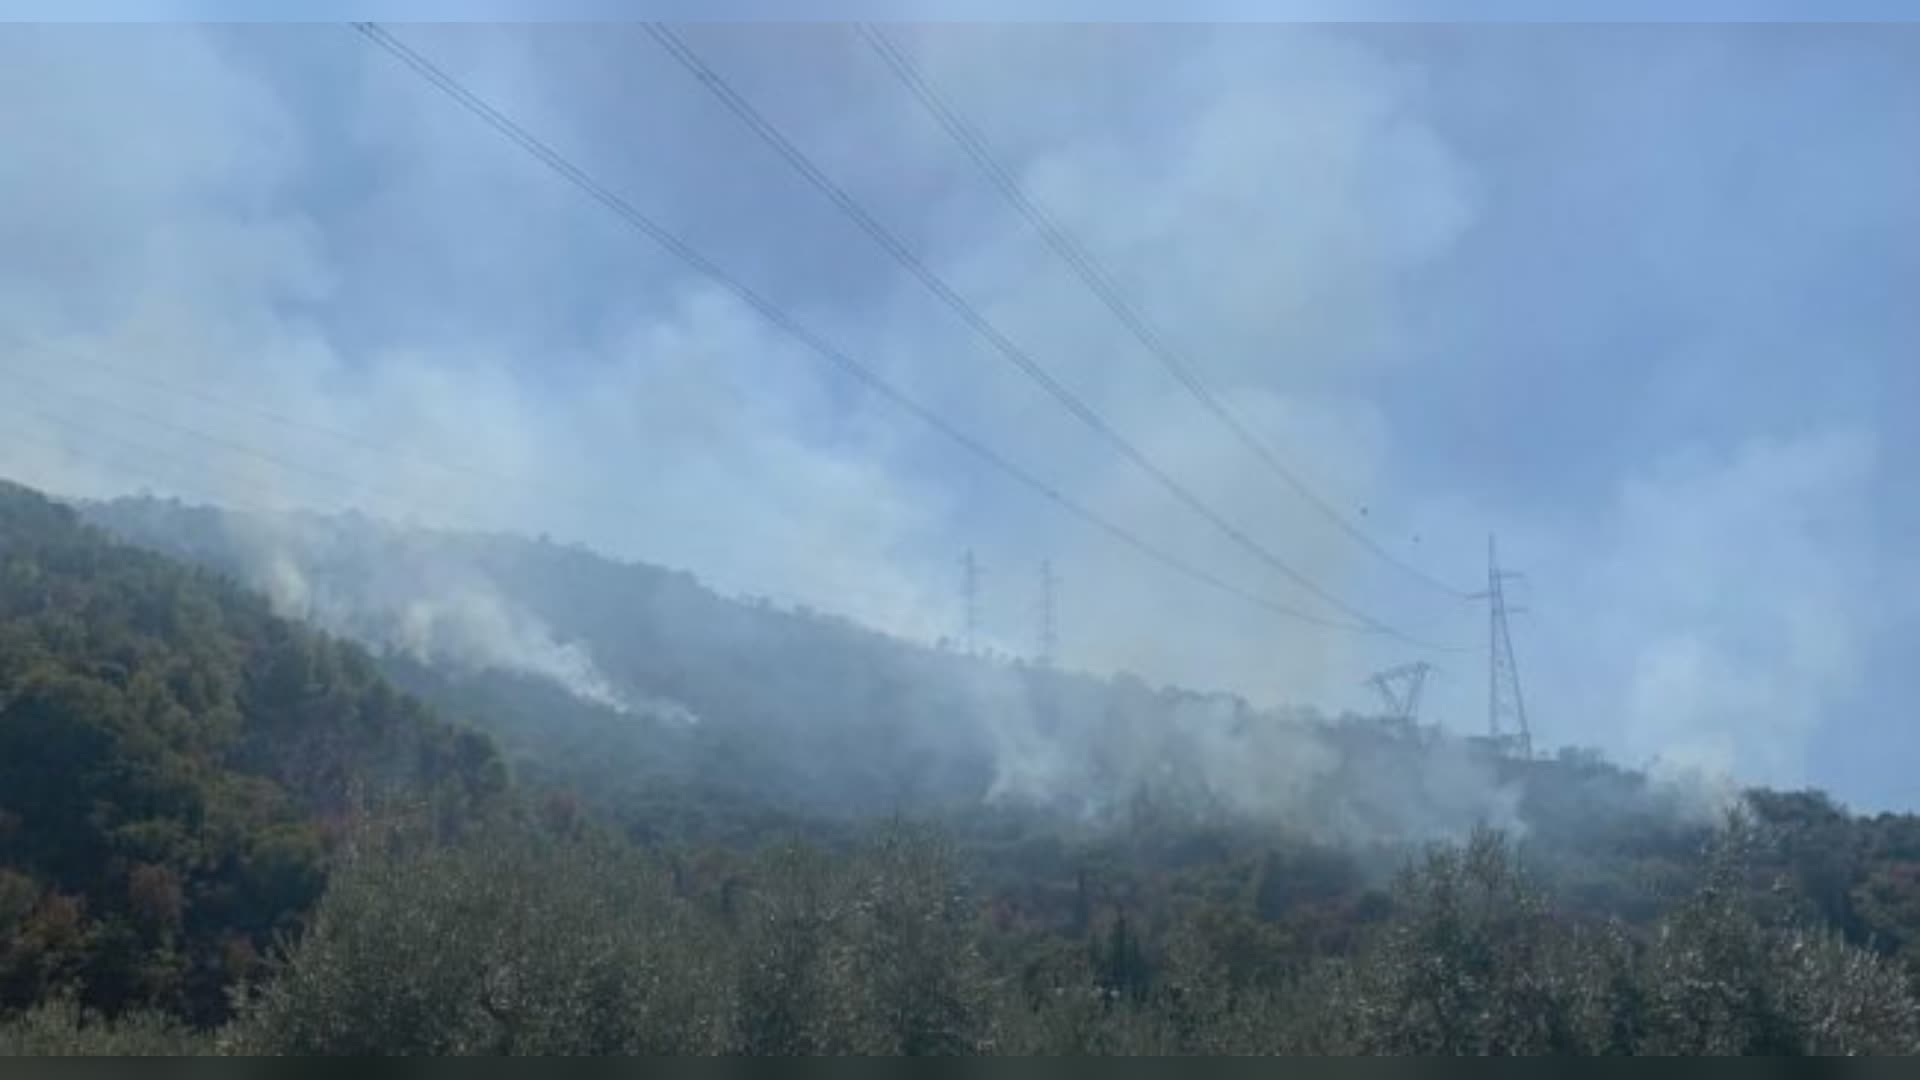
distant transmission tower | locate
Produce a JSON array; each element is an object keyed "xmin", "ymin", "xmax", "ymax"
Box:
[
  {"xmin": 961, "ymin": 549, "xmax": 981, "ymax": 656},
  {"xmin": 1038, "ymin": 559, "xmax": 1058, "ymax": 666},
  {"xmin": 1470, "ymin": 535, "xmax": 1531, "ymax": 759},
  {"xmin": 1364, "ymin": 661, "xmax": 1433, "ymax": 724}
]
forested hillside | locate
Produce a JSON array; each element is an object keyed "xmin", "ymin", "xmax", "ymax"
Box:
[
  {"xmin": 80, "ymin": 494, "xmax": 1910, "ymax": 930},
  {"xmin": 0, "ymin": 481, "xmax": 507, "ymax": 1027},
  {"xmin": 84, "ymin": 496, "xmax": 1719, "ymax": 849},
  {"xmin": 4, "ymin": 481, "xmax": 1920, "ymax": 1055}
]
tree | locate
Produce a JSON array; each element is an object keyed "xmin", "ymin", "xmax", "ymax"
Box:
[{"xmin": 225, "ymin": 821, "xmax": 731, "ymax": 1055}]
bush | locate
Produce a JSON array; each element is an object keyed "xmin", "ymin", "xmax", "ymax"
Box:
[
  {"xmin": 0, "ymin": 995, "xmax": 210, "ymax": 1055},
  {"xmin": 197, "ymin": 817, "xmax": 1920, "ymax": 1056},
  {"xmin": 223, "ymin": 822, "xmax": 732, "ymax": 1055}
]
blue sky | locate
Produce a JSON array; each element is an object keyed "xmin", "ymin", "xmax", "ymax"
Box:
[
  {"xmin": 0, "ymin": 20, "xmax": 1914, "ymax": 807},
  {"xmin": 20, "ymin": 1, "xmax": 1920, "ymax": 22}
]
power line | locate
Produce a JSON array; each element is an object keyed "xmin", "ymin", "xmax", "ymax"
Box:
[
  {"xmin": 0, "ymin": 361, "xmax": 433, "ymax": 518},
  {"xmin": 857, "ymin": 23, "xmax": 1473, "ymax": 601},
  {"xmin": 0, "ymin": 399, "xmax": 322, "ymax": 523},
  {"xmin": 0, "ymin": 330, "xmax": 681, "ymax": 533},
  {"xmin": 642, "ymin": 22, "xmax": 1438, "ymax": 643},
  {"xmin": 7, "ymin": 355, "xmax": 1356, "ymax": 636},
  {"xmin": 0, "ymin": 351, "xmax": 888, "ymax": 606},
  {"xmin": 347, "ymin": 21, "xmax": 1388, "ymax": 637},
  {"xmin": 0, "ymin": 325, "xmax": 1362, "ymax": 641},
  {"xmin": 0, "ymin": 329, "xmax": 520, "ymax": 490},
  {"xmin": 1039, "ymin": 558, "xmax": 1058, "ymax": 666},
  {"xmin": 0, "ymin": 371, "xmax": 920, "ymax": 644},
  {"xmin": 13, "ymin": 382, "xmax": 1365, "ymax": 641}
]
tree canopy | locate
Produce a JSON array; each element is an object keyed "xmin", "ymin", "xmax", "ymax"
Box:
[{"xmin": 0, "ymin": 481, "xmax": 507, "ymax": 1025}]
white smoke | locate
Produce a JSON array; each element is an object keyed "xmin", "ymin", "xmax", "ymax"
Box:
[
  {"xmin": 388, "ymin": 588, "xmax": 631, "ymax": 716},
  {"xmin": 79, "ymin": 490, "xmax": 1734, "ymax": 849},
  {"xmin": 965, "ymin": 662, "xmax": 1524, "ymax": 844},
  {"xmin": 228, "ymin": 511, "xmax": 696, "ymax": 722},
  {"xmin": 1641, "ymin": 755, "xmax": 1745, "ymax": 825}
]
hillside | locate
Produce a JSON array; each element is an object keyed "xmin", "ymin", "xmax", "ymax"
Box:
[
  {"xmin": 82, "ymin": 496, "xmax": 1721, "ymax": 853},
  {"xmin": 80, "ymin": 495, "xmax": 1841, "ymax": 935},
  {"xmin": 0, "ymin": 481, "xmax": 508, "ymax": 1026},
  {"xmin": 6, "ymin": 480, "xmax": 1920, "ymax": 1055}
]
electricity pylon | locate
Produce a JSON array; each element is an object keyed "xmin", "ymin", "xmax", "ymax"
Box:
[
  {"xmin": 1469, "ymin": 534, "xmax": 1531, "ymax": 759},
  {"xmin": 1365, "ymin": 661, "xmax": 1434, "ymax": 724}
]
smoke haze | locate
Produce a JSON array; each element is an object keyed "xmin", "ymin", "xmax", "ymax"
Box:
[{"xmin": 0, "ymin": 22, "xmax": 1914, "ymax": 807}]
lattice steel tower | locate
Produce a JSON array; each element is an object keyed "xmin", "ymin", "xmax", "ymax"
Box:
[
  {"xmin": 1472, "ymin": 535, "xmax": 1531, "ymax": 759},
  {"xmin": 1365, "ymin": 661, "xmax": 1434, "ymax": 725},
  {"xmin": 961, "ymin": 549, "xmax": 981, "ymax": 656},
  {"xmin": 1038, "ymin": 559, "xmax": 1058, "ymax": 666}
]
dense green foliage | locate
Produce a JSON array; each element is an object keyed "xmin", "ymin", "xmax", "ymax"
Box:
[
  {"xmin": 11, "ymin": 802, "xmax": 1920, "ymax": 1055},
  {"xmin": 0, "ymin": 481, "xmax": 507, "ymax": 1027},
  {"xmin": 0, "ymin": 995, "xmax": 210, "ymax": 1056},
  {"xmin": 14, "ymin": 814, "xmax": 1892, "ymax": 1056}
]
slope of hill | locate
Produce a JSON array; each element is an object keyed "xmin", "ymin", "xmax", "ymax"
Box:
[
  {"xmin": 0, "ymin": 481, "xmax": 508, "ymax": 1025},
  {"xmin": 82, "ymin": 496, "xmax": 1724, "ymax": 851},
  {"xmin": 13, "ymin": 480, "xmax": 1920, "ymax": 1055}
]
